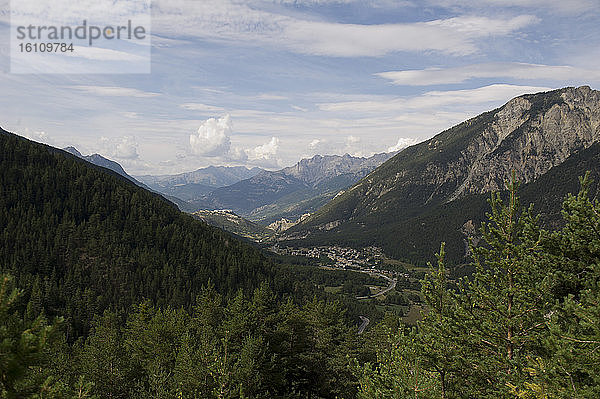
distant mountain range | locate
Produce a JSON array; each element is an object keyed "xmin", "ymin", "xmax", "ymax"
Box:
[
  {"xmin": 136, "ymin": 166, "xmax": 264, "ymax": 201},
  {"xmin": 283, "ymin": 86, "xmax": 600, "ymax": 265},
  {"xmin": 187, "ymin": 152, "xmax": 395, "ymax": 224},
  {"xmin": 59, "ymin": 86, "xmax": 600, "ymax": 267}
]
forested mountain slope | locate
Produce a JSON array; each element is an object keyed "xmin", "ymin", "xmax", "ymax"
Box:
[
  {"xmin": 0, "ymin": 128, "xmax": 387, "ymax": 398},
  {"xmin": 0, "ymin": 128, "xmax": 274, "ymax": 337}
]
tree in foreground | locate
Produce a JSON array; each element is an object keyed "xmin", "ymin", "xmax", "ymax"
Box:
[
  {"xmin": 356, "ymin": 174, "xmax": 600, "ymax": 398},
  {"xmin": 450, "ymin": 177, "xmax": 554, "ymax": 397},
  {"xmin": 523, "ymin": 173, "xmax": 600, "ymax": 398},
  {"xmin": 0, "ymin": 274, "xmax": 94, "ymax": 398}
]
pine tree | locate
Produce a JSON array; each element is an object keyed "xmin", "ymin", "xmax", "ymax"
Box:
[
  {"xmin": 79, "ymin": 311, "xmax": 133, "ymax": 399},
  {"xmin": 534, "ymin": 173, "xmax": 600, "ymax": 398},
  {"xmin": 355, "ymin": 326, "xmax": 439, "ymax": 399},
  {"xmin": 0, "ymin": 274, "xmax": 61, "ymax": 398},
  {"xmin": 451, "ymin": 176, "xmax": 554, "ymax": 397},
  {"xmin": 417, "ymin": 243, "xmax": 463, "ymax": 398},
  {"xmin": 355, "ymin": 176, "xmax": 557, "ymax": 398}
]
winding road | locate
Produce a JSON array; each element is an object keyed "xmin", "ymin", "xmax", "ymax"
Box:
[
  {"xmin": 357, "ymin": 316, "xmax": 370, "ymax": 334},
  {"xmin": 355, "ymin": 272, "xmax": 397, "ymax": 300},
  {"xmin": 355, "ymin": 273, "xmax": 396, "ymax": 335},
  {"xmin": 319, "ymin": 266, "xmax": 397, "ymax": 335}
]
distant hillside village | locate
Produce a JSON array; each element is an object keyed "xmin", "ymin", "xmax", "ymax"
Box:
[{"xmin": 271, "ymin": 244, "xmax": 386, "ymax": 269}]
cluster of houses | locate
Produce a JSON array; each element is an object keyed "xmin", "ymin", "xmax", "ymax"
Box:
[{"xmin": 271, "ymin": 244, "xmax": 385, "ymax": 269}]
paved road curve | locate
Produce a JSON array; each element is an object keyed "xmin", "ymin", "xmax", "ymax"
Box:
[
  {"xmin": 355, "ymin": 272, "xmax": 397, "ymax": 300},
  {"xmin": 358, "ymin": 315, "xmax": 370, "ymax": 334}
]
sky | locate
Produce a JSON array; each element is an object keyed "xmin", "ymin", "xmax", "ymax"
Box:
[{"xmin": 1, "ymin": 0, "xmax": 599, "ymax": 175}]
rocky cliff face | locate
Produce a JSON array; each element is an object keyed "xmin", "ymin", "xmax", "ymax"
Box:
[
  {"xmin": 448, "ymin": 86, "xmax": 600, "ymax": 200},
  {"xmin": 267, "ymin": 218, "xmax": 297, "ymax": 233},
  {"xmin": 282, "ymin": 152, "xmax": 393, "ymax": 187},
  {"xmin": 290, "ymin": 86, "xmax": 600, "ymax": 236}
]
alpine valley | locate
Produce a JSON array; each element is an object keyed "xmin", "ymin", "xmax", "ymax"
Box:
[
  {"xmin": 3, "ymin": 86, "xmax": 600, "ymax": 398},
  {"xmin": 53, "ymin": 86, "xmax": 600, "ymax": 267},
  {"xmin": 5, "ymin": 0, "xmax": 600, "ymax": 396}
]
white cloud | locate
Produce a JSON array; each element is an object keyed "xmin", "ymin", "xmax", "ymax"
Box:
[
  {"xmin": 181, "ymin": 103, "xmax": 226, "ymax": 112},
  {"xmin": 281, "ymin": 15, "xmax": 537, "ymax": 57},
  {"xmin": 100, "ymin": 136, "xmax": 140, "ymax": 160},
  {"xmin": 229, "ymin": 146, "xmax": 249, "ymax": 162},
  {"xmin": 187, "ymin": 115, "xmax": 280, "ymax": 165},
  {"xmin": 318, "ymin": 84, "xmax": 552, "ymax": 114},
  {"xmin": 343, "ymin": 135, "xmax": 368, "ymax": 156},
  {"xmin": 189, "ymin": 115, "xmax": 233, "ymax": 157},
  {"xmin": 72, "ymin": 86, "xmax": 161, "ymax": 98},
  {"xmin": 247, "ymin": 137, "xmax": 280, "ymax": 161},
  {"xmin": 346, "ymin": 135, "xmax": 360, "ymax": 145},
  {"xmin": 427, "ymin": 0, "xmax": 598, "ymax": 15},
  {"xmin": 254, "ymin": 94, "xmax": 288, "ymax": 100},
  {"xmin": 377, "ymin": 63, "xmax": 600, "ymax": 86},
  {"xmin": 427, "ymin": 15, "xmax": 537, "ymax": 37},
  {"xmin": 309, "ymin": 139, "xmax": 322, "ymax": 149},
  {"xmin": 152, "ymin": 0, "xmax": 538, "ymax": 57},
  {"xmin": 121, "ymin": 112, "xmax": 140, "ymax": 119},
  {"xmin": 388, "ymin": 137, "xmax": 419, "ymax": 152}
]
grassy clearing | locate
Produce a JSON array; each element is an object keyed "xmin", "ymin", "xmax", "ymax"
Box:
[{"xmin": 403, "ymin": 304, "xmax": 425, "ymax": 325}]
